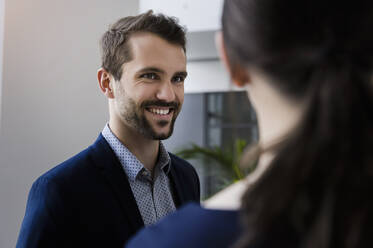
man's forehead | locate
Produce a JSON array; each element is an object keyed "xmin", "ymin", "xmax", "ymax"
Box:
[
  {"xmin": 128, "ymin": 33, "xmax": 185, "ymax": 59},
  {"xmin": 126, "ymin": 32, "xmax": 186, "ymax": 73}
]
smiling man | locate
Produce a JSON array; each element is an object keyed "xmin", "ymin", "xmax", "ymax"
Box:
[{"xmin": 16, "ymin": 11, "xmax": 200, "ymax": 248}]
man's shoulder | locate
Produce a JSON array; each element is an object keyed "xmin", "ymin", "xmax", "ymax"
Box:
[
  {"xmin": 168, "ymin": 152, "xmax": 199, "ymax": 181},
  {"xmin": 168, "ymin": 152, "xmax": 194, "ymax": 170},
  {"xmin": 37, "ymin": 134, "xmax": 111, "ymax": 184},
  {"xmin": 30, "ymin": 136, "xmax": 116, "ymax": 202},
  {"xmin": 168, "ymin": 152, "xmax": 200, "ymax": 201},
  {"xmin": 36, "ymin": 145, "xmax": 95, "ymax": 185}
]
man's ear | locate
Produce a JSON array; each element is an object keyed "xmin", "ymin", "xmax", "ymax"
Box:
[
  {"xmin": 215, "ymin": 31, "xmax": 250, "ymax": 87},
  {"xmin": 97, "ymin": 68, "xmax": 115, "ymax": 99}
]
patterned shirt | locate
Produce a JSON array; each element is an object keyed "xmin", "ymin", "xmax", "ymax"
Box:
[{"xmin": 102, "ymin": 124, "xmax": 176, "ymax": 226}]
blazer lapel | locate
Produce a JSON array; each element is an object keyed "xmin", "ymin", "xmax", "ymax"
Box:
[
  {"xmin": 89, "ymin": 134, "xmax": 144, "ymax": 233},
  {"xmin": 169, "ymin": 157, "xmax": 187, "ymax": 207}
]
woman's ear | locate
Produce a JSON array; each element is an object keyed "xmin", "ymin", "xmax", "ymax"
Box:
[
  {"xmin": 97, "ymin": 68, "xmax": 115, "ymax": 99},
  {"xmin": 215, "ymin": 31, "xmax": 250, "ymax": 87}
]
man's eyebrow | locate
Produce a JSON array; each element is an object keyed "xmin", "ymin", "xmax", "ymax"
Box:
[
  {"xmin": 137, "ymin": 67, "xmax": 165, "ymax": 74},
  {"xmin": 174, "ymin": 71, "xmax": 188, "ymax": 78},
  {"xmin": 137, "ymin": 67, "xmax": 188, "ymax": 78}
]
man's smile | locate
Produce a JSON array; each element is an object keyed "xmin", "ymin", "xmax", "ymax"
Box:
[
  {"xmin": 145, "ymin": 106, "xmax": 175, "ymax": 121},
  {"xmin": 146, "ymin": 106, "xmax": 173, "ymax": 115}
]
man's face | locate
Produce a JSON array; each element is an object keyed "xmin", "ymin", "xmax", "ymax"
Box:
[{"xmin": 112, "ymin": 32, "xmax": 187, "ymax": 140}]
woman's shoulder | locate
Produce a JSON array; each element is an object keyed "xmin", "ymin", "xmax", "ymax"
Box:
[{"xmin": 126, "ymin": 203, "xmax": 242, "ymax": 248}]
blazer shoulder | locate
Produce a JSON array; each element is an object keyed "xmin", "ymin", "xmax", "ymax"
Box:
[
  {"xmin": 37, "ymin": 134, "xmax": 112, "ymax": 184},
  {"xmin": 169, "ymin": 152, "xmax": 200, "ymax": 180},
  {"xmin": 38, "ymin": 146, "xmax": 94, "ymax": 184},
  {"xmin": 168, "ymin": 152, "xmax": 200, "ymax": 201},
  {"xmin": 168, "ymin": 153, "xmax": 195, "ymax": 171}
]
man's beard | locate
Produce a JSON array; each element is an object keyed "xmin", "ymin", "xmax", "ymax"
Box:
[{"xmin": 116, "ymin": 93, "xmax": 180, "ymax": 140}]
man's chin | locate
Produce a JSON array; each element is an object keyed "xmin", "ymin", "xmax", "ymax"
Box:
[
  {"xmin": 142, "ymin": 117, "xmax": 175, "ymax": 140},
  {"xmin": 150, "ymin": 123, "xmax": 175, "ymax": 140},
  {"xmin": 151, "ymin": 128, "xmax": 172, "ymax": 140},
  {"xmin": 154, "ymin": 134, "xmax": 171, "ymax": 140}
]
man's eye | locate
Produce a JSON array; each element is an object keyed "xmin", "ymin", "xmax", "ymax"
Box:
[
  {"xmin": 141, "ymin": 73, "xmax": 159, "ymax": 80},
  {"xmin": 172, "ymin": 76, "xmax": 185, "ymax": 83}
]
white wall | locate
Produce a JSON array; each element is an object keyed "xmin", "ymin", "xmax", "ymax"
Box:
[
  {"xmin": 185, "ymin": 60, "xmax": 243, "ymax": 93},
  {"xmin": 0, "ymin": 1, "xmax": 138, "ymax": 247},
  {"xmin": 0, "ymin": 0, "xmax": 4, "ymax": 130},
  {"xmin": 140, "ymin": 0, "xmax": 224, "ymax": 32}
]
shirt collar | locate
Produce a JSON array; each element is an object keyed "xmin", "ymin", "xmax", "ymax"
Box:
[
  {"xmin": 158, "ymin": 141, "xmax": 171, "ymax": 174},
  {"xmin": 101, "ymin": 123, "xmax": 171, "ymax": 181}
]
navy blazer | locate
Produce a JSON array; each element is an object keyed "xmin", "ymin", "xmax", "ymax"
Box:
[{"xmin": 16, "ymin": 134, "xmax": 200, "ymax": 248}]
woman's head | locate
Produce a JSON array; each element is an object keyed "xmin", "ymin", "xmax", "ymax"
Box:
[
  {"xmin": 221, "ymin": 0, "xmax": 373, "ymax": 97},
  {"xmin": 220, "ymin": 0, "xmax": 373, "ymax": 247}
]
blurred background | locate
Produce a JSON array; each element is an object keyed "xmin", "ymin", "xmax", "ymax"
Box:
[{"xmin": 0, "ymin": 0, "xmax": 258, "ymax": 246}]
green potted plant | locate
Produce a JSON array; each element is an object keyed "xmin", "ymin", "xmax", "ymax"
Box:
[{"xmin": 176, "ymin": 139, "xmax": 255, "ymax": 197}]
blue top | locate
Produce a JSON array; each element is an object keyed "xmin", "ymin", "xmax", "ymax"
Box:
[{"xmin": 125, "ymin": 203, "xmax": 242, "ymax": 248}]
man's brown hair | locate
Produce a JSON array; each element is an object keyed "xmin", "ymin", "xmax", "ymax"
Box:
[{"xmin": 100, "ymin": 10, "xmax": 186, "ymax": 81}]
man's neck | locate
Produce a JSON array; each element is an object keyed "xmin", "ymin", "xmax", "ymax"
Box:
[{"xmin": 108, "ymin": 119, "xmax": 159, "ymax": 172}]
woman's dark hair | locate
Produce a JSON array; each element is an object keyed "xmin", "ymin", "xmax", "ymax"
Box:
[{"xmin": 222, "ymin": 0, "xmax": 373, "ymax": 247}]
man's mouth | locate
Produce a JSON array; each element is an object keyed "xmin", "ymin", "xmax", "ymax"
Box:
[
  {"xmin": 142, "ymin": 101, "xmax": 179, "ymax": 119},
  {"xmin": 145, "ymin": 107, "xmax": 174, "ymax": 116}
]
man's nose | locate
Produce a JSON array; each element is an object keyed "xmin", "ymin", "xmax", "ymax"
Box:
[{"xmin": 156, "ymin": 81, "xmax": 176, "ymax": 102}]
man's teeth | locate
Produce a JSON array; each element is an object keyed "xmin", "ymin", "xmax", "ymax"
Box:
[{"xmin": 149, "ymin": 108, "xmax": 171, "ymax": 115}]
